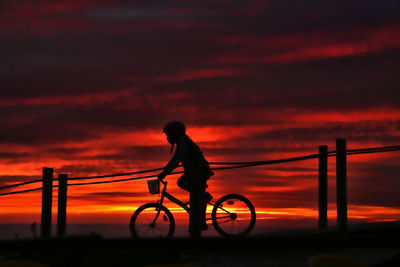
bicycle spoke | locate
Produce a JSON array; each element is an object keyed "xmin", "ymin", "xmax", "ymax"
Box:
[{"xmin": 214, "ymin": 215, "xmax": 232, "ymax": 220}]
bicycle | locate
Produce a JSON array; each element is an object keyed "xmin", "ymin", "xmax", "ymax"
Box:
[{"xmin": 130, "ymin": 178, "xmax": 256, "ymax": 238}]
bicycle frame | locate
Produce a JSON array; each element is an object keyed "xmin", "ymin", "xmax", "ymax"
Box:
[
  {"xmin": 158, "ymin": 180, "xmax": 191, "ymax": 213},
  {"xmin": 152, "ymin": 180, "xmax": 217, "ymax": 224}
]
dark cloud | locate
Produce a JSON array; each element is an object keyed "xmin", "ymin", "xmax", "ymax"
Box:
[
  {"xmin": 251, "ymin": 122, "xmax": 400, "ymax": 145},
  {"xmin": 57, "ymin": 145, "xmax": 169, "ymax": 163},
  {"xmin": 346, "ymin": 157, "xmax": 400, "ymax": 207},
  {"xmin": 0, "ymin": 152, "xmax": 33, "ymax": 162},
  {"xmin": 58, "ymin": 164, "xmax": 109, "ymax": 176},
  {"xmin": 0, "ymin": 120, "xmax": 98, "ymax": 145}
]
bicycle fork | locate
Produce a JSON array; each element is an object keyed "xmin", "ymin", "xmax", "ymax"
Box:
[{"xmin": 151, "ymin": 185, "xmax": 168, "ymax": 226}]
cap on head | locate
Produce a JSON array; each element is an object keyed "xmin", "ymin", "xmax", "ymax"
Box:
[
  {"xmin": 163, "ymin": 121, "xmax": 186, "ymax": 136},
  {"xmin": 163, "ymin": 121, "xmax": 186, "ymax": 144}
]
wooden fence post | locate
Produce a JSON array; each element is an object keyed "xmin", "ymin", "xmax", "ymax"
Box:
[
  {"xmin": 41, "ymin": 167, "xmax": 53, "ymax": 237},
  {"xmin": 57, "ymin": 174, "xmax": 68, "ymax": 236},
  {"xmin": 189, "ymin": 152, "xmax": 202, "ymax": 240},
  {"xmin": 318, "ymin": 145, "xmax": 328, "ymax": 229},
  {"xmin": 336, "ymin": 138, "xmax": 348, "ymax": 232}
]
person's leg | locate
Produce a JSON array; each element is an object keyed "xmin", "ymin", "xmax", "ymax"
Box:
[
  {"xmin": 177, "ymin": 174, "xmax": 191, "ymax": 192},
  {"xmin": 200, "ymin": 175, "xmax": 209, "ymax": 230},
  {"xmin": 179, "ymin": 172, "xmax": 210, "ymax": 230}
]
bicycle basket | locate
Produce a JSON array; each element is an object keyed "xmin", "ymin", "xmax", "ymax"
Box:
[{"xmin": 147, "ymin": 179, "xmax": 160, "ymax": 195}]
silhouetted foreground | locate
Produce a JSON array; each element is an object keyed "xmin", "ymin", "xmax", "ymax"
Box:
[{"xmin": 0, "ymin": 221, "xmax": 399, "ymax": 267}]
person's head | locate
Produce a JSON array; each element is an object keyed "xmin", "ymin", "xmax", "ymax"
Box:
[{"xmin": 163, "ymin": 121, "xmax": 186, "ymax": 145}]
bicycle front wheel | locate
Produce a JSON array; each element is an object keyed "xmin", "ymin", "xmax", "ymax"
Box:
[
  {"xmin": 130, "ymin": 203, "xmax": 175, "ymax": 238},
  {"xmin": 211, "ymin": 194, "xmax": 256, "ymax": 237}
]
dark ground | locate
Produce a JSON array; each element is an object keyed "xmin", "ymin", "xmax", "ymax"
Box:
[{"xmin": 0, "ymin": 221, "xmax": 399, "ymax": 267}]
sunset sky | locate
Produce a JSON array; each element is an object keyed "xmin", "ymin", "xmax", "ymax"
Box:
[{"xmin": 1, "ymin": 0, "xmax": 400, "ymax": 233}]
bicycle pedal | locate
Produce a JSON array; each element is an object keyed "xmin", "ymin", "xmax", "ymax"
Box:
[
  {"xmin": 227, "ymin": 200, "xmax": 234, "ymax": 205},
  {"xmin": 163, "ymin": 215, "xmax": 168, "ymax": 222}
]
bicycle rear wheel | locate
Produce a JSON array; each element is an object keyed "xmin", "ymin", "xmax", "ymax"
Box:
[
  {"xmin": 130, "ymin": 203, "xmax": 175, "ymax": 238},
  {"xmin": 211, "ymin": 194, "xmax": 256, "ymax": 237}
]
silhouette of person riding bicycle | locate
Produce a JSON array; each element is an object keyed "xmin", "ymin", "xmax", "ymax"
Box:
[
  {"xmin": 130, "ymin": 121, "xmax": 256, "ymax": 238},
  {"xmin": 157, "ymin": 121, "xmax": 213, "ymax": 230}
]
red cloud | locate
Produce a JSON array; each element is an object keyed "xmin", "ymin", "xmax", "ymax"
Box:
[{"xmin": 213, "ymin": 24, "xmax": 400, "ymax": 63}]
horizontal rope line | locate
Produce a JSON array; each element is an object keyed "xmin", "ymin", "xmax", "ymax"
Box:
[
  {"xmin": 0, "ymin": 167, "xmax": 167, "ymax": 191},
  {"xmin": 0, "ymin": 179, "xmax": 42, "ymax": 191},
  {"xmin": 68, "ymin": 167, "xmax": 165, "ymax": 180},
  {"xmin": 0, "ymin": 187, "xmax": 43, "ymax": 196},
  {"xmin": 347, "ymin": 145, "xmax": 400, "ymax": 153},
  {"xmin": 1, "ymin": 145, "xmax": 399, "ymax": 193},
  {"xmin": 67, "ymin": 173, "xmax": 170, "ymax": 186},
  {"xmin": 210, "ymin": 153, "xmax": 319, "ymax": 166},
  {"xmin": 0, "ymin": 155, "xmax": 320, "ymax": 191},
  {"xmin": 348, "ymin": 148, "xmax": 400, "ymax": 154},
  {"xmin": 69, "ymin": 155, "xmax": 321, "ymax": 187},
  {"xmin": 347, "ymin": 149, "xmax": 400, "ymax": 156}
]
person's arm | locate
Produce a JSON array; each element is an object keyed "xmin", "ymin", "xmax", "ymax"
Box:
[{"xmin": 158, "ymin": 139, "xmax": 188, "ymax": 179}]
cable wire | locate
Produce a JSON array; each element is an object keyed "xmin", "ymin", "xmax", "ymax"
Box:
[
  {"xmin": 0, "ymin": 187, "xmax": 43, "ymax": 196},
  {"xmin": 0, "ymin": 179, "xmax": 42, "ymax": 191},
  {"xmin": 67, "ymin": 167, "xmax": 165, "ymax": 180},
  {"xmin": 1, "ymin": 145, "xmax": 399, "ymax": 195}
]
